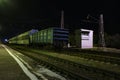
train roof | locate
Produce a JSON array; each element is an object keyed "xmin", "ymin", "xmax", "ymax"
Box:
[{"xmin": 9, "ymin": 29, "xmax": 38, "ymax": 40}]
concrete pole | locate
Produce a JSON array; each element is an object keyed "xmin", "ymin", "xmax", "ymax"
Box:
[
  {"xmin": 99, "ymin": 14, "xmax": 106, "ymax": 47},
  {"xmin": 61, "ymin": 10, "xmax": 64, "ymax": 29}
]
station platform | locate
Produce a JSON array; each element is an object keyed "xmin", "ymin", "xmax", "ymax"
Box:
[{"xmin": 0, "ymin": 44, "xmax": 31, "ymax": 80}]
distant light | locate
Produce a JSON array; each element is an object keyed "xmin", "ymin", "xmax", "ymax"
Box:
[{"xmin": 5, "ymin": 39, "xmax": 8, "ymax": 42}]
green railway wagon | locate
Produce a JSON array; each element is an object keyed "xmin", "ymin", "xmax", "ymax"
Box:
[
  {"xmin": 30, "ymin": 27, "xmax": 69, "ymax": 47},
  {"xmin": 9, "ymin": 36, "xmax": 17, "ymax": 44},
  {"xmin": 47, "ymin": 28, "xmax": 53, "ymax": 44},
  {"xmin": 30, "ymin": 32, "xmax": 38, "ymax": 43},
  {"xmin": 9, "ymin": 29, "xmax": 38, "ymax": 45},
  {"xmin": 17, "ymin": 32, "xmax": 29, "ymax": 44},
  {"xmin": 30, "ymin": 28, "xmax": 53, "ymax": 44},
  {"xmin": 9, "ymin": 27, "xmax": 69, "ymax": 47}
]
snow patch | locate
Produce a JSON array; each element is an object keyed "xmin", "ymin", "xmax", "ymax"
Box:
[{"xmin": 36, "ymin": 65, "xmax": 67, "ymax": 80}]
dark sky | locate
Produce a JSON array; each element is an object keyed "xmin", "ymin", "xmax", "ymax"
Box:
[{"xmin": 0, "ymin": 0, "xmax": 120, "ymax": 40}]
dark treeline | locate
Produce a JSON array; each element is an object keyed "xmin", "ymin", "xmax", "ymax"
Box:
[
  {"xmin": 94, "ymin": 33, "xmax": 120, "ymax": 49},
  {"xmin": 105, "ymin": 33, "xmax": 120, "ymax": 49}
]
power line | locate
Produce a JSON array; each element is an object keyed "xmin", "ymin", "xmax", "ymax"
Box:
[{"xmin": 82, "ymin": 14, "xmax": 106, "ymax": 47}]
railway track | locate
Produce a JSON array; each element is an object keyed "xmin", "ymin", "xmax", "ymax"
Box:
[
  {"xmin": 58, "ymin": 50, "xmax": 120, "ymax": 65},
  {"xmin": 36, "ymin": 48, "xmax": 120, "ymax": 65},
  {"xmin": 23, "ymin": 47, "xmax": 120, "ymax": 65},
  {"xmin": 9, "ymin": 46, "xmax": 120, "ymax": 80},
  {"xmin": 12, "ymin": 48, "xmax": 90, "ymax": 80},
  {"xmin": 61, "ymin": 48, "xmax": 120, "ymax": 58}
]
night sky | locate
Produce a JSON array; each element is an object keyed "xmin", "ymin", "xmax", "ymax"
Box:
[{"xmin": 0, "ymin": 0, "xmax": 120, "ymax": 40}]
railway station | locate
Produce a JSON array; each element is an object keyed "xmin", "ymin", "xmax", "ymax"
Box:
[{"xmin": 0, "ymin": 0, "xmax": 120, "ymax": 80}]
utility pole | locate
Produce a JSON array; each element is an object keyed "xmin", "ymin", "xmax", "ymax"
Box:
[
  {"xmin": 99, "ymin": 14, "xmax": 105, "ymax": 47},
  {"xmin": 61, "ymin": 10, "xmax": 64, "ymax": 29},
  {"xmin": 82, "ymin": 14, "xmax": 106, "ymax": 48}
]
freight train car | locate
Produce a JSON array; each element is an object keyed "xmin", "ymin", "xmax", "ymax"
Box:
[
  {"xmin": 30, "ymin": 27, "xmax": 69, "ymax": 47},
  {"xmin": 9, "ymin": 27, "xmax": 69, "ymax": 48},
  {"xmin": 9, "ymin": 29, "xmax": 38, "ymax": 45},
  {"xmin": 9, "ymin": 36, "xmax": 17, "ymax": 44}
]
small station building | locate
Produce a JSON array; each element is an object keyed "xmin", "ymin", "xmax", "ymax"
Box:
[{"xmin": 75, "ymin": 29, "xmax": 93, "ymax": 49}]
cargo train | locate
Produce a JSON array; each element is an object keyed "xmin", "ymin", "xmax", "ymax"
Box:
[{"xmin": 9, "ymin": 27, "xmax": 69, "ymax": 48}]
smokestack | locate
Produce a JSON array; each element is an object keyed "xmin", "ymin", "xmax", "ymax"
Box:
[{"xmin": 61, "ymin": 10, "xmax": 64, "ymax": 29}]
